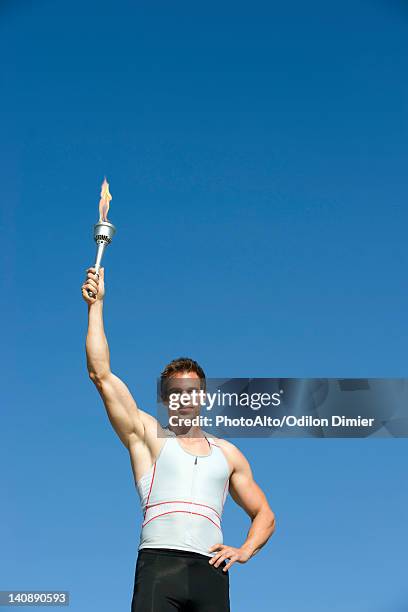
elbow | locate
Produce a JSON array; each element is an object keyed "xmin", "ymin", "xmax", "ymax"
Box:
[
  {"xmin": 88, "ymin": 370, "xmax": 109, "ymax": 387},
  {"xmin": 269, "ymin": 510, "xmax": 276, "ymax": 534},
  {"xmin": 260, "ymin": 506, "xmax": 276, "ymax": 534},
  {"xmin": 88, "ymin": 370, "xmax": 98, "ymax": 384}
]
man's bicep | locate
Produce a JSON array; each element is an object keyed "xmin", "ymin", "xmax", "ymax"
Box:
[
  {"xmin": 93, "ymin": 371, "xmax": 145, "ymax": 445},
  {"xmin": 230, "ymin": 476, "xmax": 267, "ymax": 518},
  {"xmin": 229, "ymin": 449, "xmax": 266, "ymax": 518}
]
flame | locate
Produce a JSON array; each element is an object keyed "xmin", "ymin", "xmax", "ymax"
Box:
[{"xmin": 99, "ymin": 177, "xmax": 112, "ymax": 222}]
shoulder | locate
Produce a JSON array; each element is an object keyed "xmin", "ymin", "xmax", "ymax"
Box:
[
  {"xmin": 206, "ymin": 434, "xmax": 250, "ymax": 474},
  {"xmin": 207, "ymin": 433, "xmax": 239, "ymax": 454}
]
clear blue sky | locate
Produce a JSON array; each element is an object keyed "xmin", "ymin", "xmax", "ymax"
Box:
[{"xmin": 1, "ymin": 1, "xmax": 408, "ymax": 610}]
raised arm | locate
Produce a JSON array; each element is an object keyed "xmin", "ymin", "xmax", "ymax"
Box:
[{"xmin": 82, "ymin": 266, "xmax": 148, "ymax": 448}]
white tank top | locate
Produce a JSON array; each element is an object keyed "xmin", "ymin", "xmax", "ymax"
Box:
[{"xmin": 136, "ymin": 429, "xmax": 230, "ymax": 557}]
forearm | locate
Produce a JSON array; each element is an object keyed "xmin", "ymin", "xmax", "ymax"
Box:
[
  {"xmin": 86, "ymin": 300, "xmax": 111, "ymax": 379},
  {"xmin": 240, "ymin": 508, "xmax": 276, "ymax": 559}
]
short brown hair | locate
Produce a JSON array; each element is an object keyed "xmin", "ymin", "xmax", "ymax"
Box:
[{"xmin": 160, "ymin": 357, "xmax": 206, "ymax": 401}]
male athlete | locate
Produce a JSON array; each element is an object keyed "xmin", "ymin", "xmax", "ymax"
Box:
[{"xmin": 82, "ymin": 266, "xmax": 276, "ymax": 611}]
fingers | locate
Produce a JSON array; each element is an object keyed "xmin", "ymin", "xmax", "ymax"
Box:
[
  {"xmin": 81, "ymin": 284, "xmax": 97, "ymax": 304},
  {"xmin": 85, "ymin": 277, "xmax": 98, "ymax": 291},
  {"xmin": 82, "ymin": 267, "xmax": 104, "ymax": 304},
  {"xmin": 208, "ymin": 544, "xmax": 223, "ymax": 553},
  {"xmin": 212, "ymin": 553, "xmax": 228, "ymax": 568},
  {"xmin": 223, "ymin": 557, "xmax": 237, "ymax": 572},
  {"xmin": 84, "ymin": 268, "xmax": 101, "ymax": 290},
  {"xmin": 82, "ymin": 281, "xmax": 97, "ymax": 295},
  {"xmin": 208, "ymin": 544, "xmax": 246, "ymax": 572},
  {"xmin": 85, "ymin": 270, "xmax": 99, "ymax": 283},
  {"xmin": 209, "ymin": 546, "xmax": 235, "ymax": 569},
  {"xmin": 209, "ymin": 546, "xmax": 227, "ymax": 566},
  {"xmin": 82, "ymin": 280, "xmax": 97, "ymax": 295},
  {"xmin": 86, "ymin": 266, "xmax": 104, "ymax": 278}
]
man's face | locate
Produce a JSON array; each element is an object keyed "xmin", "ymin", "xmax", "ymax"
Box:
[{"xmin": 165, "ymin": 372, "xmax": 203, "ymax": 422}]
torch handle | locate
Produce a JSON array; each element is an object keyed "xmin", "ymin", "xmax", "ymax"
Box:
[{"xmin": 87, "ymin": 231, "xmax": 113, "ymax": 300}]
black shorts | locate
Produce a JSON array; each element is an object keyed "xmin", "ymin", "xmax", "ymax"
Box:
[{"xmin": 131, "ymin": 547, "xmax": 230, "ymax": 612}]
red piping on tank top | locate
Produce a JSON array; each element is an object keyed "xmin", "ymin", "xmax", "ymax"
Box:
[
  {"xmin": 143, "ymin": 462, "xmax": 156, "ymax": 520},
  {"xmin": 142, "ymin": 510, "xmax": 222, "ymax": 530}
]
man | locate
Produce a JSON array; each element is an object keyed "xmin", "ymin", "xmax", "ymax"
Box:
[{"xmin": 81, "ymin": 266, "xmax": 276, "ymax": 612}]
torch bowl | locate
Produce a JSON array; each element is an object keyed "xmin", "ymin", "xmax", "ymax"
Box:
[{"xmin": 93, "ymin": 220, "xmax": 116, "ymax": 244}]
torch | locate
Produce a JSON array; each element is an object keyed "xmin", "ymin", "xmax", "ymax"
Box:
[{"xmin": 87, "ymin": 177, "xmax": 116, "ymax": 299}]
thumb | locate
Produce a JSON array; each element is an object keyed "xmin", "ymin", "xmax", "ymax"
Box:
[{"xmin": 99, "ymin": 267, "xmax": 105, "ymax": 279}]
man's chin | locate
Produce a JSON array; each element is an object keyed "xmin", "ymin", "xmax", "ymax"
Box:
[
  {"xmin": 171, "ymin": 408, "xmax": 202, "ymax": 420},
  {"xmin": 177, "ymin": 408, "xmax": 195, "ymax": 415}
]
